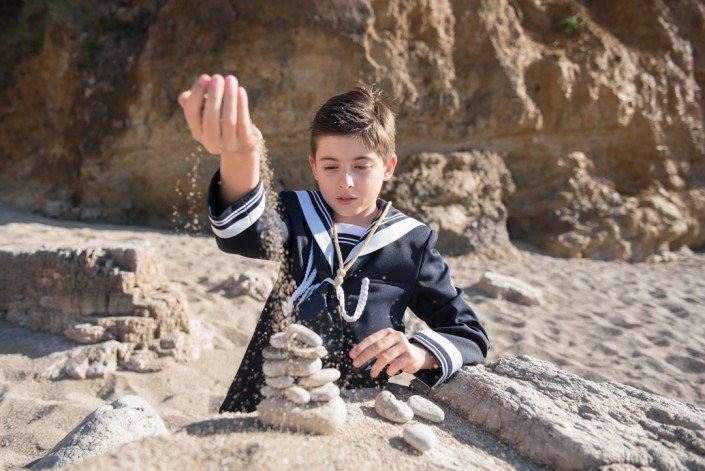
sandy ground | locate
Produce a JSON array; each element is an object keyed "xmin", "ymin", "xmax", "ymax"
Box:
[{"xmin": 0, "ymin": 204, "xmax": 703, "ymax": 469}]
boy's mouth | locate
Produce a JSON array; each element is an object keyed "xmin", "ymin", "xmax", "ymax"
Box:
[{"xmin": 337, "ymin": 196, "xmax": 357, "ymax": 205}]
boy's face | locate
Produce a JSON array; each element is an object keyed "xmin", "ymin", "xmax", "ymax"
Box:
[{"xmin": 309, "ymin": 135, "xmax": 397, "ymax": 227}]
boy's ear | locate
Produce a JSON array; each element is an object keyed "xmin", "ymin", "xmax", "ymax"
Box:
[
  {"xmin": 383, "ymin": 155, "xmax": 397, "ymax": 181},
  {"xmin": 308, "ymin": 155, "xmax": 319, "ymax": 181}
]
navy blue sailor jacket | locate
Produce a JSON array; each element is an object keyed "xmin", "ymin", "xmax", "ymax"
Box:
[{"xmin": 207, "ymin": 171, "xmax": 490, "ymax": 413}]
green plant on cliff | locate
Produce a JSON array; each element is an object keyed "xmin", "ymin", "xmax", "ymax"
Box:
[
  {"xmin": 561, "ymin": 14, "xmax": 582, "ymax": 37},
  {"xmin": 2, "ymin": 0, "xmax": 80, "ymax": 55}
]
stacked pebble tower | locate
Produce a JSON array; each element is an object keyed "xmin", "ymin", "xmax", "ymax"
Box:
[{"xmin": 257, "ymin": 323, "xmax": 347, "ymax": 434}]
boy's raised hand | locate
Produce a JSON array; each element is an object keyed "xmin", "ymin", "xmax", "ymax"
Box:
[
  {"xmin": 349, "ymin": 328, "xmax": 440, "ymax": 378},
  {"xmin": 179, "ymin": 74, "xmax": 261, "ymax": 203},
  {"xmin": 178, "ymin": 74, "xmax": 259, "ymax": 159}
]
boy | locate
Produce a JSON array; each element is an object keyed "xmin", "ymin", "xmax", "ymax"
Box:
[{"xmin": 179, "ymin": 74, "xmax": 489, "ymax": 413}]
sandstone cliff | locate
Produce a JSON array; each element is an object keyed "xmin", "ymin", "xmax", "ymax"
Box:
[{"xmin": 1, "ymin": 0, "xmax": 704, "ymax": 260}]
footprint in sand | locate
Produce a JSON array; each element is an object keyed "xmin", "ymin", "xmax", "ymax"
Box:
[
  {"xmin": 667, "ymin": 355, "xmax": 705, "ymax": 374},
  {"xmin": 667, "ymin": 305, "xmax": 690, "ymax": 319},
  {"xmin": 649, "ymin": 288, "xmax": 667, "ymax": 299},
  {"xmin": 685, "ymin": 347, "xmax": 705, "ymax": 359}
]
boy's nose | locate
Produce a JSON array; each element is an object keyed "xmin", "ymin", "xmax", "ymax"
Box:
[{"xmin": 338, "ymin": 172, "xmax": 353, "ymax": 189}]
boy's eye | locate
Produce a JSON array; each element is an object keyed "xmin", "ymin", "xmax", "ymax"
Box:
[
  {"xmin": 323, "ymin": 166, "xmax": 337, "ymax": 171},
  {"xmin": 355, "ymin": 165, "xmax": 372, "ymax": 170}
]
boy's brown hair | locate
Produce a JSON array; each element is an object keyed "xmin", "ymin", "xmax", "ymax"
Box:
[{"xmin": 310, "ymin": 86, "xmax": 396, "ymax": 162}]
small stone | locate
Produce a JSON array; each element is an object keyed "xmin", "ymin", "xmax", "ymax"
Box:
[
  {"xmin": 403, "ymin": 423, "xmax": 437, "ymax": 452},
  {"xmin": 298, "ymin": 368, "xmax": 341, "ymax": 388},
  {"xmin": 269, "ymin": 332, "xmax": 288, "ymax": 349},
  {"xmin": 262, "ymin": 360, "xmax": 288, "ymax": 377},
  {"xmin": 266, "ymin": 375, "xmax": 295, "ymax": 389},
  {"xmin": 289, "ymin": 345, "xmax": 328, "ymax": 359},
  {"xmin": 287, "ymin": 323, "xmax": 323, "ymax": 347},
  {"xmin": 288, "ymin": 357, "xmax": 322, "ymax": 377},
  {"xmin": 309, "ymin": 383, "xmax": 340, "ymax": 402},
  {"xmin": 407, "ymin": 395, "xmax": 445, "ymax": 422},
  {"xmin": 258, "ymin": 396, "xmax": 347, "ymax": 434},
  {"xmin": 286, "ymin": 386, "xmax": 311, "ymax": 404},
  {"xmin": 261, "ymin": 386, "xmax": 282, "ymax": 398},
  {"xmin": 262, "ymin": 346, "xmax": 289, "ymax": 360},
  {"xmin": 375, "ymin": 390, "xmax": 414, "ymax": 423},
  {"xmin": 64, "ymin": 323, "xmax": 112, "ymax": 344}
]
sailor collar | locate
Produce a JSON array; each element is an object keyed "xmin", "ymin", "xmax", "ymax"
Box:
[{"xmin": 294, "ymin": 190, "xmax": 424, "ymax": 273}]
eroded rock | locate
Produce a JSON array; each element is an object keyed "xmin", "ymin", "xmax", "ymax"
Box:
[
  {"xmin": 424, "ymin": 356, "xmax": 705, "ymax": 470},
  {"xmin": 475, "ymin": 272, "xmax": 544, "ymax": 306},
  {"xmin": 30, "ymin": 396, "xmax": 168, "ymax": 469}
]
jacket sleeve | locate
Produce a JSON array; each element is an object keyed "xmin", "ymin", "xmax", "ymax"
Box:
[
  {"xmin": 207, "ymin": 170, "xmax": 290, "ymax": 260},
  {"xmin": 407, "ymin": 230, "xmax": 490, "ymax": 388}
]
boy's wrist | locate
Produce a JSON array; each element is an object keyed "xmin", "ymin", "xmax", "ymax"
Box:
[{"xmin": 411, "ymin": 342, "xmax": 440, "ymax": 370}]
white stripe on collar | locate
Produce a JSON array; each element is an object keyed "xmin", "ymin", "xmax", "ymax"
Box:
[
  {"xmin": 294, "ymin": 191, "xmax": 334, "ymax": 270},
  {"xmin": 344, "ymin": 215, "xmax": 424, "ymax": 264}
]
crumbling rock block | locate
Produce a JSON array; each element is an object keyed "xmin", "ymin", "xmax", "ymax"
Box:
[{"xmin": 0, "ymin": 243, "xmax": 209, "ymax": 375}]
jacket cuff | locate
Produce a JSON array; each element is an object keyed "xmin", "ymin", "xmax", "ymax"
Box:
[
  {"xmin": 207, "ymin": 171, "xmax": 265, "ymax": 239},
  {"xmin": 410, "ymin": 329, "xmax": 464, "ymax": 387}
]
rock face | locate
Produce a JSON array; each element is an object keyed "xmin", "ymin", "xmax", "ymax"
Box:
[
  {"xmin": 30, "ymin": 396, "xmax": 168, "ymax": 470},
  {"xmin": 1, "ymin": 0, "xmax": 704, "ymax": 260},
  {"xmin": 384, "ymin": 151, "xmax": 515, "ymax": 256},
  {"xmin": 0, "ymin": 243, "xmax": 207, "ymax": 374},
  {"xmin": 423, "ymin": 356, "xmax": 705, "ymax": 471}
]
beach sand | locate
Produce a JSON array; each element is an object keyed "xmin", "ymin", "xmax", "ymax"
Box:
[{"xmin": 1, "ymin": 204, "xmax": 703, "ymax": 469}]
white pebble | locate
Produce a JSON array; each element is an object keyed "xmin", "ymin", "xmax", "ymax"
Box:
[
  {"xmin": 285, "ymin": 385, "xmax": 311, "ymax": 404},
  {"xmin": 265, "ymin": 375, "xmax": 295, "ymax": 389},
  {"xmin": 261, "ymin": 385, "xmax": 282, "ymax": 398},
  {"xmin": 288, "ymin": 357, "xmax": 322, "ymax": 377},
  {"xmin": 297, "ymin": 368, "xmax": 341, "ymax": 388},
  {"xmin": 262, "ymin": 360, "xmax": 288, "ymax": 377},
  {"xmin": 407, "ymin": 395, "xmax": 445, "ymax": 422},
  {"xmin": 290, "ymin": 345, "xmax": 328, "ymax": 359},
  {"xmin": 308, "ymin": 383, "xmax": 340, "ymax": 402},
  {"xmin": 375, "ymin": 391, "xmax": 413, "ymax": 423},
  {"xmin": 262, "ymin": 346, "xmax": 288, "ymax": 360},
  {"xmin": 287, "ymin": 323, "xmax": 323, "ymax": 347},
  {"xmin": 403, "ymin": 423, "xmax": 437, "ymax": 452},
  {"xmin": 269, "ymin": 332, "xmax": 289, "ymax": 349}
]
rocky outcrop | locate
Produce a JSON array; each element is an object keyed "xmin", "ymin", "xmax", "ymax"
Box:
[
  {"xmin": 383, "ymin": 150, "xmax": 515, "ymax": 256},
  {"xmin": 422, "ymin": 356, "xmax": 705, "ymax": 471},
  {"xmin": 0, "ymin": 243, "xmax": 208, "ymax": 374},
  {"xmin": 30, "ymin": 396, "xmax": 168, "ymax": 470},
  {"xmin": 1, "ymin": 0, "xmax": 704, "ymax": 260}
]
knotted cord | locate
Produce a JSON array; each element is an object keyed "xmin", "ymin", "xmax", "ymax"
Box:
[{"xmin": 332, "ymin": 201, "xmax": 392, "ymax": 321}]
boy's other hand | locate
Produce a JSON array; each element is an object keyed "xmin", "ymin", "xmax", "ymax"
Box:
[
  {"xmin": 178, "ymin": 74, "xmax": 259, "ymax": 160},
  {"xmin": 349, "ymin": 328, "xmax": 440, "ymax": 378}
]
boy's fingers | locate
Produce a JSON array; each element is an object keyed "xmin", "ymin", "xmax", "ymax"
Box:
[
  {"xmin": 386, "ymin": 352, "xmax": 414, "ymax": 377},
  {"xmin": 352, "ymin": 330, "xmax": 399, "ymax": 368},
  {"xmin": 178, "ymin": 90, "xmax": 190, "ymax": 108},
  {"xmin": 202, "ymin": 74, "xmax": 225, "ymax": 153},
  {"xmin": 350, "ymin": 328, "xmax": 390, "ymax": 359},
  {"xmin": 237, "ymin": 85, "xmax": 252, "ymax": 143},
  {"xmin": 370, "ymin": 344, "xmax": 407, "ymax": 378},
  {"xmin": 221, "ymin": 76, "xmax": 239, "ymax": 151},
  {"xmin": 183, "ymin": 75, "xmax": 210, "ymax": 139}
]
